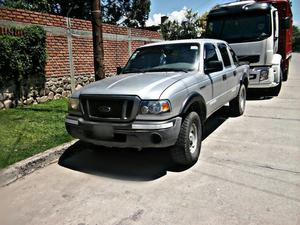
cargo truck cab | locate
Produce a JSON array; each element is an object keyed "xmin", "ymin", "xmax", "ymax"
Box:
[{"xmin": 206, "ymin": 0, "xmax": 293, "ymax": 96}]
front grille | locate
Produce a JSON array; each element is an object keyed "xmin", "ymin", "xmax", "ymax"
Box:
[
  {"xmin": 89, "ymin": 99, "xmax": 132, "ymax": 118},
  {"xmin": 80, "ymin": 95, "xmax": 140, "ymax": 122},
  {"xmin": 238, "ymin": 55, "xmax": 260, "ymax": 63}
]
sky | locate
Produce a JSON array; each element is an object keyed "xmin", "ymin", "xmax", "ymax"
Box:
[{"xmin": 146, "ymin": 0, "xmax": 299, "ymax": 27}]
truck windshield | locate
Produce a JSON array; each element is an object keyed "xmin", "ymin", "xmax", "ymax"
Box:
[
  {"xmin": 206, "ymin": 13, "xmax": 271, "ymax": 43},
  {"xmin": 123, "ymin": 43, "xmax": 200, "ymax": 74}
]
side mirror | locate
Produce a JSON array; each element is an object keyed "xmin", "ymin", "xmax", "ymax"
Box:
[
  {"xmin": 204, "ymin": 60, "xmax": 223, "ymax": 74},
  {"xmin": 116, "ymin": 67, "xmax": 123, "ymax": 75},
  {"xmin": 283, "ymin": 17, "xmax": 290, "ymax": 29}
]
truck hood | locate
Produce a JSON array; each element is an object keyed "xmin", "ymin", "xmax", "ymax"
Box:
[{"xmin": 74, "ymin": 72, "xmax": 189, "ymax": 99}]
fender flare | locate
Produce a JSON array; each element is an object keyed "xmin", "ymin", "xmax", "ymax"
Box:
[
  {"xmin": 240, "ymin": 72, "xmax": 249, "ymax": 88},
  {"xmin": 180, "ymin": 92, "xmax": 207, "ymax": 123}
]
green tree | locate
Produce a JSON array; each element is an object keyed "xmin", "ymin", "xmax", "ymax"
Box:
[
  {"xmin": 102, "ymin": 0, "xmax": 150, "ymax": 27},
  {"xmin": 161, "ymin": 9, "xmax": 207, "ymax": 40},
  {"xmin": 129, "ymin": 0, "xmax": 151, "ymax": 27},
  {"xmin": 1, "ymin": 0, "xmax": 151, "ymax": 27},
  {"xmin": 293, "ymin": 25, "xmax": 300, "ymax": 52},
  {"xmin": 2, "ymin": 0, "xmax": 52, "ymax": 13},
  {"xmin": 0, "ymin": 26, "xmax": 46, "ymax": 106},
  {"xmin": 102, "ymin": 0, "xmax": 123, "ymax": 24}
]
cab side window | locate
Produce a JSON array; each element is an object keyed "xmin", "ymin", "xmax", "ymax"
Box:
[
  {"xmin": 218, "ymin": 43, "xmax": 231, "ymax": 67},
  {"xmin": 204, "ymin": 43, "xmax": 219, "ymax": 65}
]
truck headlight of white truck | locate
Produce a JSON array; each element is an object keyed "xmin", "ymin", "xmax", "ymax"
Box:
[{"xmin": 259, "ymin": 69, "xmax": 269, "ymax": 81}]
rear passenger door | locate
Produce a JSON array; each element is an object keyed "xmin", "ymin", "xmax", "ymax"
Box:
[
  {"xmin": 228, "ymin": 46, "xmax": 242, "ymax": 99},
  {"xmin": 217, "ymin": 43, "xmax": 235, "ymax": 102}
]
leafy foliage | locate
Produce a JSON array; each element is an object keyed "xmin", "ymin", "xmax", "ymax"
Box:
[
  {"xmin": 1, "ymin": 0, "xmax": 53, "ymax": 13},
  {"xmin": 293, "ymin": 25, "xmax": 300, "ymax": 52},
  {"xmin": 0, "ymin": 26, "xmax": 47, "ymax": 104},
  {"xmin": 102, "ymin": 0, "xmax": 151, "ymax": 27},
  {"xmin": 1, "ymin": 0, "xmax": 151, "ymax": 27},
  {"xmin": 161, "ymin": 10, "xmax": 208, "ymax": 40}
]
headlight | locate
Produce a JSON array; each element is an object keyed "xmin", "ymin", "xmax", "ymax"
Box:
[
  {"xmin": 259, "ymin": 69, "xmax": 269, "ymax": 81},
  {"xmin": 68, "ymin": 98, "xmax": 81, "ymax": 115},
  {"xmin": 140, "ymin": 100, "xmax": 171, "ymax": 114}
]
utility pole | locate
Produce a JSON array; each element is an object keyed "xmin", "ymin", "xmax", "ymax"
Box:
[
  {"xmin": 66, "ymin": 7, "xmax": 76, "ymax": 92},
  {"xmin": 91, "ymin": 0, "xmax": 105, "ymax": 80}
]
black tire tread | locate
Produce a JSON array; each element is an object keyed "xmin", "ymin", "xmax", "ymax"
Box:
[
  {"xmin": 230, "ymin": 84, "xmax": 246, "ymax": 117},
  {"xmin": 268, "ymin": 79, "xmax": 282, "ymax": 96},
  {"xmin": 171, "ymin": 112, "xmax": 201, "ymax": 165}
]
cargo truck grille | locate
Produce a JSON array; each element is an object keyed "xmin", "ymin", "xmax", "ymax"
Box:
[{"xmin": 80, "ymin": 95, "xmax": 140, "ymax": 122}]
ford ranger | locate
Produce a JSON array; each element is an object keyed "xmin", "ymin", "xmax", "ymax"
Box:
[{"xmin": 65, "ymin": 39, "xmax": 249, "ymax": 165}]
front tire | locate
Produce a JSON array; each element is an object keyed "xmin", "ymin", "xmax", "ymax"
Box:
[
  {"xmin": 170, "ymin": 112, "xmax": 202, "ymax": 166},
  {"xmin": 283, "ymin": 62, "xmax": 289, "ymax": 82},
  {"xmin": 230, "ymin": 83, "xmax": 246, "ymax": 116},
  {"xmin": 267, "ymin": 70, "xmax": 282, "ymax": 96}
]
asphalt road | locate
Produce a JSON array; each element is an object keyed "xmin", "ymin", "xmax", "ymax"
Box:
[{"xmin": 1, "ymin": 54, "xmax": 300, "ymax": 225}]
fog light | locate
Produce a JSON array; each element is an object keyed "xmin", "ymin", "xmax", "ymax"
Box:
[{"xmin": 151, "ymin": 133, "xmax": 162, "ymax": 144}]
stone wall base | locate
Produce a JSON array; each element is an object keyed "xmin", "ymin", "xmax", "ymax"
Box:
[{"xmin": 0, "ymin": 74, "xmax": 96, "ymax": 109}]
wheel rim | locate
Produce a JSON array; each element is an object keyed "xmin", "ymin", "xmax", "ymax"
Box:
[
  {"xmin": 239, "ymin": 86, "xmax": 246, "ymax": 112},
  {"xmin": 189, "ymin": 123, "xmax": 198, "ymax": 154}
]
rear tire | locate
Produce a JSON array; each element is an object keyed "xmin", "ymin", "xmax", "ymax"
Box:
[
  {"xmin": 229, "ymin": 83, "xmax": 246, "ymax": 116},
  {"xmin": 170, "ymin": 112, "xmax": 202, "ymax": 166}
]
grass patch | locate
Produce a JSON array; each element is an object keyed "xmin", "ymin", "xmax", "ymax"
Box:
[{"xmin": 0, "ymin": 99, "xmax": 73, "ymax": 169}]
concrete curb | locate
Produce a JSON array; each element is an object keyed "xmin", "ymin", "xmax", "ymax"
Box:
[{"xmin": 0, "ymin": 140, "xmax": 78, "ymax": 187}]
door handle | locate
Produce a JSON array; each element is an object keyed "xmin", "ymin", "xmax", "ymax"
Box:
[
  {"xmin": 222, "ymin": 74, "xmax": 227, "ymax": 80},
  {"xmin": 233, "ymin": 71, "xmax": 237, "ymax": 76},
  {"xmin": 199, "ymin": 85, "xmax": 206, "ymax": 90}
]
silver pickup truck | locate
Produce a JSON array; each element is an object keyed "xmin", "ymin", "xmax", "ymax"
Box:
[{"xmin": 65, "ymin": 39, "xmax": 249, "ymax": 165}]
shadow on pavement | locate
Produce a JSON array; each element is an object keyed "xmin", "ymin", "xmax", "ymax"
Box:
[
  {"xmin": 247, "ymin": 95, "xmax": 273, "ymax": 101},
  {"xmin": 58, "ymin": 107, "xmax": 229, "ymax": 181},
  {"xmin": 246, "ymin": 90, "xmax": 274, "ymax": 101}
]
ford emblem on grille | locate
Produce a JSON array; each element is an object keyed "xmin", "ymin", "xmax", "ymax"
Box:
[{"xmin": 98, "ymin": 106, "xmax": 111, "ymax": 113}]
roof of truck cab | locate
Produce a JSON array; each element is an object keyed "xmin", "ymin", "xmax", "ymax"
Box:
[
  {"xmin": 140, "ymin": 39, "xmax": 227, "ymax": 48},
  {"xmin": 208, "ymin": 0, "xmax": 272, "ymax": 17}
]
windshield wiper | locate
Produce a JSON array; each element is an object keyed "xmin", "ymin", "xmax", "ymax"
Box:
[
  {"xmin": 122, "ymin": 68, "xmax": 145, "ymax": 74},
  {"xmin": 143, "ymin": 68, "xmax": 189, "ymax": 73}
]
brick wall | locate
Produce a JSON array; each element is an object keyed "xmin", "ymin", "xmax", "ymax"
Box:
[{"xmin": 0, "ymin": 7, "xmax": 162, "ymax": 78}]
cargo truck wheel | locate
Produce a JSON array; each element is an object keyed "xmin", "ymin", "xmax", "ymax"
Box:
[
  {"xmin": 230, "ymin": 83, "xmax": 246, "ymax": 116},
  {"xmin": 283, "ymin": 63, "xmax": 289, "ymax": 82},
  {"xmin": 283, "ymin": 70, "xmax": 288, "ymax": 82},
  {"xmin": 170, "ymin": 112, "xmax": 202, "ymax": 166}
]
